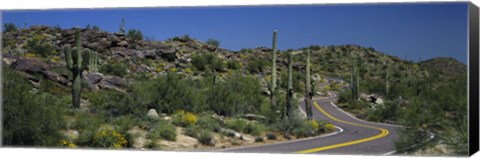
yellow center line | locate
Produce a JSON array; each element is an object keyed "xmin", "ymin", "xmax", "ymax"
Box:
[{"xmin": 296, "ymin": 102, "xmax": 389, "ymax": 154}]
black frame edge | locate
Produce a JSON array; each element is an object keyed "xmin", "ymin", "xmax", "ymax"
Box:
[{"xmin": 469, "ymin": 1, "xmax": 479, "ymax": 156}]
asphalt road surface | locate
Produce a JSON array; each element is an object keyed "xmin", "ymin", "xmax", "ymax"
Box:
[{"xmin": 221, "ymin": 80, "xmax": 401, "ymax": 155}]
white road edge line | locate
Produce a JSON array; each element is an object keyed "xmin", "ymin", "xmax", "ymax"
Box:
[
  {"xmin": 218, "ymin": 126, "xmax": 344, "ymax": 152},
  {"xmin": 218, "ymin": 100, "xmax": 345, "ymax": 152}
]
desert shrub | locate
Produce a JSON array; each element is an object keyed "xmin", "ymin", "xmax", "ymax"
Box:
[
  {"xmin": 148, "ymin": 121, "xmax": 177, "ymax": 141},
  {"xmin": 86, "ymin": 90, "xmax": 144, "ymax": 117},
  {"xmin": 172, "ymin": 110, "xmax": 198, "ymax": 127},
  {"xmin": 206, "ymin": 38, "xmax": 220, "ymax": 48},
  {"xmin": 130, "ymin": 72, "xmax": 207, "ymax": 114},
  {"xmin": 245, "ymin": 123, "xmax": 267, "ymax": 136},
  {"xmin": 197, "ymin": 130, "xmax": 214, "ymax": 145},
  {"xmin": 271, "ymin": 110, "xmax": 319, "ymax": 138},
  {"xmin": 310, "ymin": 119, "xmax": 320, "ymax": 130},
  {"xmin": 184, "ymin": 68, "xmax": 193, "ymax": 74},
  {"xmin": 59, "ymin": 139, "xmax": 77, "ymax": 148},
  {"xmin": 92, "ymin": 125, "xmax": 128, "ymax": 149},
  {"xmin": 2, "ymin": 67, "xmax": 67, "ymax": 146},
  {"xmin": 266, "ymin": 133, "xmax": 277, "ymax": 140},
  {"xmin": 99, "ymin": 62, "xmax": 128, "ymax": 77},
  {"xmin": 291, "ymin": 121, "xmax": 317, "ymax": 138},
  {"xmin": 207, "ymin": 74, "xmax": 264, "ymax": 116},
  {"xmin": 191, "ymin": 52, "xmax": 224, "ymax": 71},
  {"xmin": 246, "ymin": 57, "xmax": 268, "ymax": 73},
  {"xmin": 196, "ymin": 113, "xmax": 223, "ymax": 132},
  {"xmin": 225, "ymin": 118, "xmax": 248, "ymax": 133},
  {"xmin": 325, "ymin": 123, "xmax": 335, "ymax": 131},
  {"xmin": 226, "ymin": 59, "xmax": 241, "ymax": 70},
  {"xmin": 25, "ymin": 35, "xmax": 56, "ymax": 57},
  {"xmin": 4, "ymin": 23, "xmax": 17, "ymax": 32},
  {"xmin": 127, "ymin": 29, "xmax": 143, "ymax": 41},
  {"xmin": 184, "ymin": 125, "xmax": 214, "ymax": 145}
]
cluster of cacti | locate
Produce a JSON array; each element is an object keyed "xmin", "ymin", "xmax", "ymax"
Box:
[
  {"xmin": 285, "ymin": 52, "xmax": 293, "ymax": 118},
  {"xmin": 89, "ymin": 51, "xmax": 98, "ymax": 73},
  {"xmin": 269, "ymin": 30, "xmax": 278, "ymax": 111},
  {"xmin": 305, "ymin": 49, "xmax": 313, "ymax": 120},
  {"xmin": 63, "ymin": 27, "xmax": 90, "ymax": 108}
]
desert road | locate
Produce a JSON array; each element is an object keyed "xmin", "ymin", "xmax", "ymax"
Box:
[{"xmin": 221, "ymin": 79, "xmax": 401, "ymax": 155}]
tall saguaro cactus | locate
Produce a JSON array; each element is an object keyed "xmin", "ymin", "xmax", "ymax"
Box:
[
  {"xmin": 285, "ymin": 52, "xmax": 293, "ymax": 118},
  {"xmin": 270, "ymin": 30, "xmax": 278, "ymax": 111},
  {"xmin": 351, "ymin": 59, "xmax": 359, "ymax": 100},
  {"xmin": 384, "ymin": 55, "xmax": 389, "ymax": 96},
  {"xmin": 305, "ymin": 49, "xmax": 313, "ymax": 120},
  {"xmin": 64, "ymin": 28, "xmax": 89, "ymax": 108},
  {"xmin": 119, "ymin": 18, "xmax": 125, "ymax": 34}
]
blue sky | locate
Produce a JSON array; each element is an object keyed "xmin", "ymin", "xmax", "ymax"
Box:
[{"xmin": 2, "ymin": 2, "xmax": 468, "ymax": 63}]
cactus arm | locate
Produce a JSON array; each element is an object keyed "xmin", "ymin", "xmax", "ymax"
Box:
[
  {"xmin": 64, "ymin": 45, "xmax": 73, "ymax": 69},
  {"xmin": 82, "ymin": 50, "xmax": 90, "ymax": 71},
  {"xmin": 75, "ymin": 28, "xmax": 83, "ymax": 69}
]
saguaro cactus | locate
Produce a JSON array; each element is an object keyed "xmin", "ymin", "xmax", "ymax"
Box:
[
  {"xmin": 119, "ymin": 18, "xmax": 125, "ymax": 34},
  {"xmin": 89, "ymin": 51, "xmax": 98, "ymax": 73},
  {"xmin": 285, "ymin": 52, "xmax": 293, "ymax": 118},
  {"xmin": 351, "ymin": 60, "xmax": 359, "ymax": 100},
  {"xmin": 270, "ymin": 30, "xmax": 278, "ymax": 110},
  {"xmin": 64, "ymin": 28, "xmax": 90, "ymax": 108},
  {"xmin": 305, "ymin": 49, "xmax": 313, "ymax": 120}
]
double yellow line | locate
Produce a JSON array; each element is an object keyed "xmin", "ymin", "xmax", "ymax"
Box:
[{"xmin": 296, "ymin": 102, "xmax": 389, "ymax": 154}]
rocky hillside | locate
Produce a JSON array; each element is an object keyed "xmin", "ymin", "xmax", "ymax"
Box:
[{"xmin": 3, "ymin": 25, "xmax": 459, "ymax": 94}]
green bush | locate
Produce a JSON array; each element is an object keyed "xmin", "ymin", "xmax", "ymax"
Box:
[
  {"xmin": 91, "ymin": 125, "xmax": 128, "ymax": 149},
  {"xmin": 191, "ymin": 52, "xmax": 224, "ymax": 71},
  {"xmin": 184, "ymin": 125, "xmax": 214, "ymax": 145},
  {"xmin": 85, "ymin": 90, "xmax": 143, "ymax": 117},
  {"xmin": 225, "ymin": 118, "xmax": 248, "ymax": 133},
  {"xmin": 127, "ymin": 29, "xmax": 143, "ymax": 41},
  {"xmin": 25, "ymin": 36, "xmax": 56, "ymax": 57},
  {"xmin": 2, "ymin": 67, "xmax": 67, "ymax": 146},
  {"xmin": 246, "ymin": 57, "xmax": 268, "ymax": 73},
  {"xmin": 148, "ymin": 121, "xmax": 177, "ymax": 141},
  {"xmin": 4, "ymin": 23, "xmax": 17, "ymax": 32},
  {"xmin": 99, "ymin": 62, "xmax": 128, "ymax": 77},
  {"xmin": 206, "ymin": 38, "xmax": 220, "ymax": 48},
  {"xmin": 130, "ymin": 72, "xmax": 207, "ymax": 114},
  {"xmin": 172, "ymin": 110, "xmax": 198, "ymax": 127},
  {"xmin": 226, "ymin": 59, "xmax": 241, "ymax": 70},
  {"xmin": 197, "ymin": 130, "xmax": 214, "ymax": 145},
  {"xmin": 207, "ymin": 74, "xmax": 264, "ymax": 116},
  {"xmin": 245, "ymin": 123, "xmax": 267, "ymax": 136},
  {"xmin": 196, "ymin": 113, "xmax": 223, "ymax": 132}
]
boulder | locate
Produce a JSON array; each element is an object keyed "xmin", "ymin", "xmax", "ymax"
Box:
[
  {"xmin": 86, "ymin": 72, "xmax": 104, "ymax": 84},
  {"xmin": 10, "ymin": 57, "xmax": 50, "ymax": 73},
  {"xmin": 147, "ymin": 109, "xmax": 159, "ymax": 119},
  {"xmin": 99, "ymin": 75, "xmax": 128, "ymax": 92},
  {"xmin": 117, "ymin": 41, "xmax": 129, "ymax": 47},
  {"xmin": 42, "ymin": 70, "xmax": 69, "ymax": 86},
  {"xmin": 221, "ymin": 128, "xmax": 241, "ymax": 139},
  {"xmin": 242, "ymin": 114, "xmax": 266, "ymax": 121}
]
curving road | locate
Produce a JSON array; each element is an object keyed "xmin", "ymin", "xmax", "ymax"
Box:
[{"xmin": 221, "ymin": 79, "xmax": 401, "ymax": 155}]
